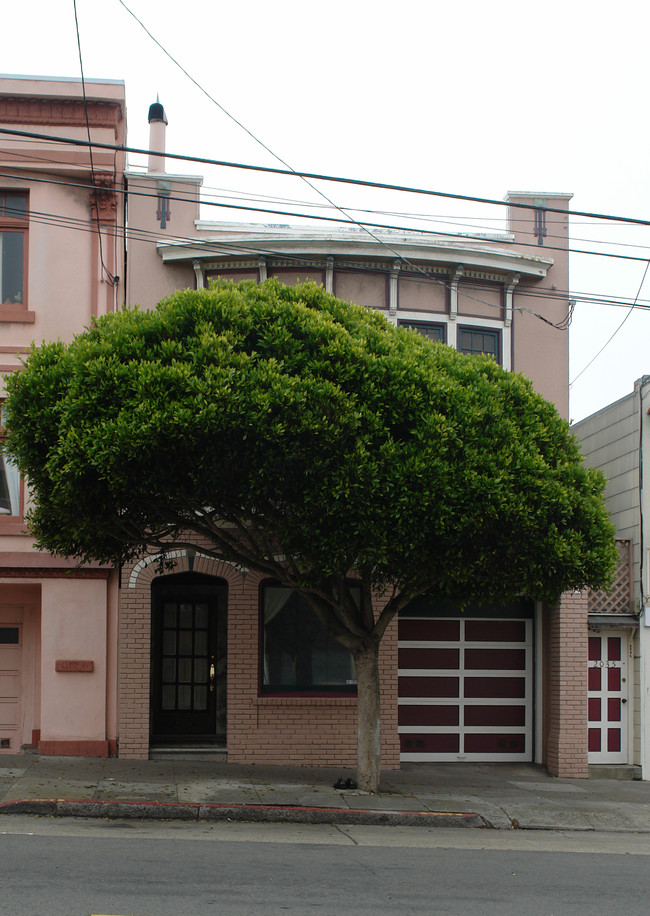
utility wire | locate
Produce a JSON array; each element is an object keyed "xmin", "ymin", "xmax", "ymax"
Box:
[
  {"xmin": 115, "ymin": 0, "xmax": 444, "ymax": 288},
  {"xmin": 72, "ymin": 0, "xmax": 117, "ymax": 287},
  {"xmin": 2, "ymin": 163, "xmax": 649, "ymax": 269},
  {"xmin": 3, "ymin": 125, "xmax": 650, "ymax": 230},
  {"xmin": 570, "ymin": 260, "xmax": 650, "ymax": 388}
]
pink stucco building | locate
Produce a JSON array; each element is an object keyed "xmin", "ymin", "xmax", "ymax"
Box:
[{"xmin": 0, "ymin": 76, "xmax": 589, "ymax": 776}]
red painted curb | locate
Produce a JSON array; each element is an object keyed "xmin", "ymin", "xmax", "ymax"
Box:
[{"xmin": 0, "ymin": 797, "xmax": 486, "ymax": 827}]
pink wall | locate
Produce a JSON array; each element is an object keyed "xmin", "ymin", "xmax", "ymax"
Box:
[{"xmin": 39, "ymin": 578, "xmax": 108, "ymax": 746}]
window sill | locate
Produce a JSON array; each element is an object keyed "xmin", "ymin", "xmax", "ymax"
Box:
[
  {"xmin": 0, "ymin": 308, "xmax": 35, "ymax": 323},
  {"xmin": 0, "ymin": 518, "xmax": 27, "ymax": 535}
]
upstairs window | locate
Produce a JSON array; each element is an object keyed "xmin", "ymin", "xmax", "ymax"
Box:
[
  {"xmin": 458, "ymin": 327, "xmax": 500, "ymax": 362},
  {"xmin": 398, "ymin": 320, "xmax": 446, "ymax": 343},
  {"xmin": 0, "ymin": 192, "xmax": 28, "ymax": 308},
  {"xmin": 0, "ymin": 404, "xmax": 21, "ymax": 518},
  {"xmin": 261, "ymin": 585, "xmax": 357, "ymax": 692}
]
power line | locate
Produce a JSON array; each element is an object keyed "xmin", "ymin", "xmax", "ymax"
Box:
[
  {"xmin": 72, "ymin": 0, "xmax": 117, "ymax": 288},
  {"xmin": 2, "ymin": 162, "xmax": 650, "ymax": 269},
  {"xmin": 570, "ymin": 260, "xmax": 650, "ymax": 388},
  {"xmin": 3, "ymin": 124, "xmax": 650, "ymax": 230}
]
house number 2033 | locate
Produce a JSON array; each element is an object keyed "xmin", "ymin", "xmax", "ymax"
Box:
[{"xmin": 591, "ymin": 660, "xmax": 619, "ymax": 668}]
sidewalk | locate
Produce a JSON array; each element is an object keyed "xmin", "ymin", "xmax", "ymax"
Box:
[{"xmin": 1, "ymin": 755, "xmax": 650, "ymax": 832}]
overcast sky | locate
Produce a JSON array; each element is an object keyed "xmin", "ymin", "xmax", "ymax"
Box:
[{"xmin": 3, "ymin": 0, "xmax": 649, "ymax": 422}]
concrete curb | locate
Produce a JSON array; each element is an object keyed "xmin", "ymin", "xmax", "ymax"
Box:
[{"xmin": 0, "ymin": 798, "xmax": 487, "ymax": 828}]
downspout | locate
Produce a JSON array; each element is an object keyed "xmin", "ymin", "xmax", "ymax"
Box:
[{"xmin": 123, "ymin": 174, "xmax": 128, "ymax": 308}]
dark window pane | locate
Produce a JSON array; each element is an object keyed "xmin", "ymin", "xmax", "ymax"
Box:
[
  {"xmin": 178, "ymin": 630, "xmax": 192, "ymax": 655},
  {"xmin": 2, "ymin": 193, "xmax": 28, "ymax": 217},
  {"xmin": 162, "ymin": 658, "xmax": 176, "ymax": 683},
  {"xmin": 458, "ymin": 328, "xmax": 499, "ymax": 359},
  {"xmin": 1, "ymin": 232, "xmax": 24, "ymax": 305},
  {"xmin": 163, "ymin": 603, "xmax": 177, "ymax": 628},
  {"xmin": 262, "ymin": 586, "xmax": 356, "ymax": 689},
  {"xmin": 161, "ymin": 686, "xmax": 175, "ymax": 710},
  {"xmin": 179, "ymin": 603, "xmax": 193, "ymax": 628},
  {"xmin": 194, "ymin": 686, "xmax": 207, "ymax": 710},
  {"xmin": 0, "ymin": 627, "xmax": 18, "ymax": 644},
  {"xmin": 399, "ymin": 321, "xmax": 445, "ymax": 343},
  {"xmin": 177, "ymin": 686, "xmax": 191, "ymax": 710},
  {"xmin": 194, "ymin": 630, "xmax": 208, "ymax": 656},
  {"xmin": 195, "ymin": 603, "xmax": 209, "ymax": 628},
  {"xmin": 177, "ymin": 658, "xmax": 192, "ymax": 683},
  {"xmin": 162, "ymin": 630, "xmax": 176, "ymax": 655}
]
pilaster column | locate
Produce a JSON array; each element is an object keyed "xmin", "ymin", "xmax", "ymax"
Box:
[
  {"xmin": 545, "ymin": 590, "xmax": 589, "ymax": 777},
  {"xmin": 449, "ymin": 266, "xmax": 463, "ymax": 321}
]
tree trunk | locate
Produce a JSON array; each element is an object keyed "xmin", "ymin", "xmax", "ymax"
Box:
[{"xmin": 353, "ymin": 641, "xmax": 381, "ymax": 793}]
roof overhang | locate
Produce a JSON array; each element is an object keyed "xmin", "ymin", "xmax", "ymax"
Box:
[{"xmin": 156, "ymin": 225, "xmax": 554, "ymax": 279}]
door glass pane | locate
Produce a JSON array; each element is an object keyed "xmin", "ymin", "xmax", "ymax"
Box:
[
  {"xmin": 178, "ymin": 658, "xmax": 192, "ymax": 683},
  {"xmin": 195, "ymin": 603, "xmax": 208, "ymax": 628},
  {"xmin": 179, "ymin": 603, "xmax": 193, "ymax": 628},
  {"xmin": 162, "ymin": 658, "xmax": 176, "ymax": 682},
  {"xmin": 177, "ymin": 686, "xmax": 191, "ymax": 710},
  {"xmin": 194, "ymin": 630, "xmax": 207, "ymax": 655},
  {"xmin": 194, "ymin": 658, "xmax": 207, "ymax": 682},
  {"xmin": 163, "ymin": 630, "xmax": 176, "ymax": 655},
  {"xmin": 162, "ymin": 686, "xmax": 175, "ymax": 710},
  {"xmin": 163, "ymin": 603, "xmax": 177, "ymax": 628},
  {"xmin": 178, "ymin": 630, "xmax": 192, "ymax": 655},
  {"xmin": 194, "ymin": 686, "xmax": 207, "ymax": 710}
]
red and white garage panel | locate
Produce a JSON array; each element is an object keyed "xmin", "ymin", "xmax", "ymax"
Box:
[{"xmin": 398, "ymin": 617, "xmax": 533, "ymax": 761}]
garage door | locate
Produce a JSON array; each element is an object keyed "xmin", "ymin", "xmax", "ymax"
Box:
[{"xmin": 398, "ymin": 617, "xmax": 533, "ymax": 761}]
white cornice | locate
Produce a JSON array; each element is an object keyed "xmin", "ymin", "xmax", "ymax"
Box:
[{"xmin": 157, "ymin": 230, "xmax": 553, "ymax": 278}]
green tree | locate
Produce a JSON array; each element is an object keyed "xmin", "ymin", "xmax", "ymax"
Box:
[{"xmin": 5, "ymin": 279, "xmax": 617, "ymax": 791}]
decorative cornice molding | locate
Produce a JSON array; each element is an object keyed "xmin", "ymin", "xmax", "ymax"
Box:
[
  {"xmin": 89, "ymin": 173, "xmax": 118, "ymax": 221},
  {"xmin": 0, "ymin": 97, "xmax": 123, "ymax": 131}
]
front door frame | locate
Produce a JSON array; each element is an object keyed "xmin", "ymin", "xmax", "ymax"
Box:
[
  {"xmin": 587, "ymin": 628, "xmax": 630, "ymax": 764},
  {"xmin": 150, "ymin": 572, "xmax": 227, "ymax": 744}
]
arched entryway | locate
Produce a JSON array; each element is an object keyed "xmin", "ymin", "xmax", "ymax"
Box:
[{"xmin": 150, "ymin": 572, "xmax": 227, "ymax": 747}]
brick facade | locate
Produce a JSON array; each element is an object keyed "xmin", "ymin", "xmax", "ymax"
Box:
[
  {"xmin": 118, "ymin": 548, "xmax": 400, "ymax": 769},
  {"xmin": 545, "ymin": 591, "xmax": 589, "ymax": 777}
]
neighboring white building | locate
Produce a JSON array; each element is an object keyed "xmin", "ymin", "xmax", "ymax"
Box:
[{"xmin": 574, "ymin": 378, "xmax": 650, "ymax": 778}]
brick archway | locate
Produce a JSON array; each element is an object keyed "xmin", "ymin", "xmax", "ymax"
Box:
[{"xmin": 118, "ymin": 549, "xmax": 245, "ymax": 759}]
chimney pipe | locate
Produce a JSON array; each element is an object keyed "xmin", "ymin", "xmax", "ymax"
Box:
[{"xmin": 147, "ymin": 100, "xmax": 167, "ymax": 173}]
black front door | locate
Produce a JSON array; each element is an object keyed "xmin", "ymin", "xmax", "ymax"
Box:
[{"xmin": 151, "ymin": 573, "xmax": 227, "ymax": 741}]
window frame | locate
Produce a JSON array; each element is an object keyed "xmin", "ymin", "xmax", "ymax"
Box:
[
  {"xmin": 0, "ymin": 191, "xmax": 30, "ymax": 322},
  {"xmin": 398, "ymin": 320, "xmax": 447, "ymax": 344},
  {"xmin": 259, "ymin": 581, "xmax": 358, "ymax": 697},
  {"xmin": 0, "ymin": 401, "xmax": 24, "ymax": 531},
  {"xmin": 457, "ymin": 325, "xmax": 501, "ymax": 363}
]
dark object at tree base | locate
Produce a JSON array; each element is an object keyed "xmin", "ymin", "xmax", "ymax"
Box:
[{"xmin": 334, "ymin": 777, "xmax": 357, "ymax": 790}]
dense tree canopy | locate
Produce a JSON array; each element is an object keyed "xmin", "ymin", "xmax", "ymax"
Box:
[{"xmin": 5, "ymin": 278, "xmax": 617, "ymax": 790}]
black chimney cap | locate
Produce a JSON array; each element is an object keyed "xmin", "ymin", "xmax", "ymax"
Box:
[{"xmin": 148, "ymin": 102, "xmax": 168, "ymax": 124}]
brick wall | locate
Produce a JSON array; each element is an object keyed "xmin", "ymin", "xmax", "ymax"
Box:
[
  {"xmin": 545, "ymin": 590, "xmax": 589, "ymax": 777},
  {"xmin": 118, "ymin": 548, "xmax": 400, "ymax": 769}
]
